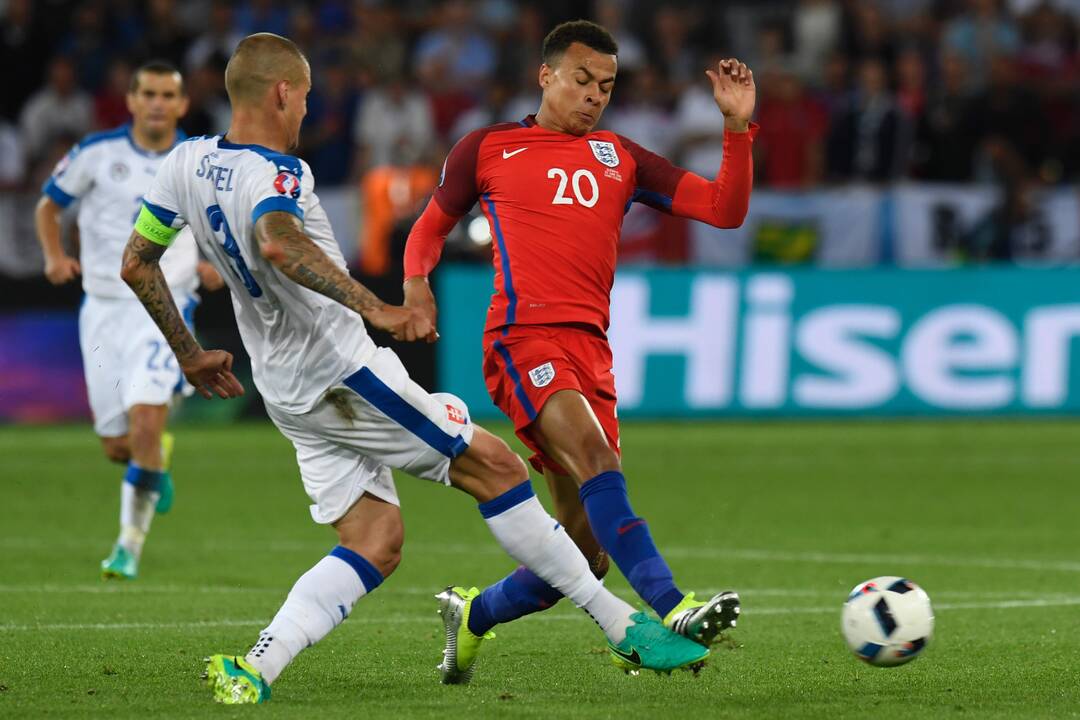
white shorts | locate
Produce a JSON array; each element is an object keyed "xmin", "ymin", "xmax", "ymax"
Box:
[
  {"xmin": 79, "ymin": 293, "xmax": 197, "ymax": 437},
  {"xmin": 265, "ymin": 347, "xmax": 475, "ymax": 525}
]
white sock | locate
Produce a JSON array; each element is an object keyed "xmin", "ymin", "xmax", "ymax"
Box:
[
  {"xmin": 117, "ymin": 482, "xmax": 158, "ymax": 558},
  {"xmin": 245, "ymin": 552, "xmax": 377, "ymax": 685},
  {"xmin": 482, "ymin": 491, "xmax": 635, "ymax": 644}
]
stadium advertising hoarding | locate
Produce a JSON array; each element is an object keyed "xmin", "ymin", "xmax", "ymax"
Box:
[{"xmin": 439, "ymin": 266, "xmax": 1080, "ymax": 417}]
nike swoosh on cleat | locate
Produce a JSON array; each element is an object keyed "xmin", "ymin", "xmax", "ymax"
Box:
[
  {"xmin": 502, "ymin": 147, "xmax": 528, "ymax": 159},
  {"xmin": 611, "ymin": 646, "xmax": 642, "ymax": 665}
]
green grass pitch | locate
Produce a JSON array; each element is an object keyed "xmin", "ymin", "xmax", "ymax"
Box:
[{"xmin": 1, "ymin": 420, "xmax": 1078, "ymax": 718}]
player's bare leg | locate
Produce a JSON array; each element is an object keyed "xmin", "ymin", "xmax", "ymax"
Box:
[
  {"xmin": 101, "ymin": 404, "xmax": 172, "ymax": 580},
  {"xmin": 544, "ymin": 470, "xmax": 609, "ymax": 578},
  {"xmin": 436, "ymin": 426, "xmax": 707, "ymax": 682},
  {"xmin": 532, "ymin": 389, "xmax": 739, "ymax": 643},
  {"xmin": 209, "ymin": 493, "xmax": 402, "ymax": 703},
  {"xmin": 99, "ymin": 435, "xmax": 131, "ymax": 464}
]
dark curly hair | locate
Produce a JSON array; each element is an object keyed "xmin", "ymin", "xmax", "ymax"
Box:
[{"xmin": 541, "ymin": 20, "xmax": 619, "ymax": 66}]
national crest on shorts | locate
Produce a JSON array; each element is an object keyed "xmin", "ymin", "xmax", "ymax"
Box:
[
  {"xmin": 528, "ymin": 362, "xmax": 556, "ymax": 388},
  {"xmin": 273, "ymin": 171, "xmax": 301, "ymax": 199},
  {"xmin": 588, "ymin": 140, "xmax": 619, "ymax": 168}
]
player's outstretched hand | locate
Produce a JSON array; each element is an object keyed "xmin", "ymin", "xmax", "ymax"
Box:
[
  {"xmin": 403, "ymin": 276, "xmax": 439, "ymax": 343},
  {"xmin": 366, "ymin": 304, "xmax": 437, "ymax": 343},
  {"xmin": 44, "ymin": 255, "xmax": 81, "ymax": 285},
  {"xmin": 706, "ymin": 58, "xmax": 755, "ymax": 131},
  {"xmin": 181, "ymin": 349, "xmax": 244, "ymax": 399}
]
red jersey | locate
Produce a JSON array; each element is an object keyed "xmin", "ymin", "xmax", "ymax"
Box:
[{"xmin": 405, "ymin": 115, "xmax": 757, "ymax": 335}]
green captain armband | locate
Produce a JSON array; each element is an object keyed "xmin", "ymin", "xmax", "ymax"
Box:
[{"xmin": 135, "ymin": 203, "xmax": 181, "ymax": 247}]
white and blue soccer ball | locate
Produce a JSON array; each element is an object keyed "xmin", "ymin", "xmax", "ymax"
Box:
[{"xmin": 841, "ymin": 576, "xmax": 934, "ymax": 667}]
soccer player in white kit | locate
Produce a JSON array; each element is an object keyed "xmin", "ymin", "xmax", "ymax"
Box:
[
  {"xmin": 119, "ymin": 33, "xmax": 709, "ymax": 704},
  {"xmin": 34, "ymin": 61, "xmax": 223, "ymax": 581}
]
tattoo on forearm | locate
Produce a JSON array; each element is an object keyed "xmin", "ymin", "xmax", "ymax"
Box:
[
  {"xmin": 256, "ymin": 212, "xmax": 384, "ymax": 316},
  {"xmin": 122, "ymin": 232, "xmax": 201, "ymax": 361}
]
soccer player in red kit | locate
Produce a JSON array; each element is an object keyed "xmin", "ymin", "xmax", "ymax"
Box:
[{"xmin": 404, "ymin": 20, "xmax": 757, "ymax": 682}]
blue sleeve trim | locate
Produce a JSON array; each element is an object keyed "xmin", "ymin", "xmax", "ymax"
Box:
[
  {"xmin": 627, "ymin": 188, "xmax": 673, "ymax": 214},
  {"xmin": 42, "ymin": 178, "xmax": 76, "ymax": 208},
  {"xmin": 143, "ymin": 200, "xmax": 179, "ymax": 227},
  {"xmin": 342, "ymin": 367, "xmax": 469, "ymax": 459},
  {"xmin": 330, "ymin": 545, "xmax": 384, "ymax": 591},
  {"xmin": 478, "ymin": 480, "xmax": 535, "ymax": 518},
  {"xmin": 251, "ymin": 196, "xmax": 304, "ymax": 226}
]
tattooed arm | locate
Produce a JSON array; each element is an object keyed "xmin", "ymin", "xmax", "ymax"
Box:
[
  {"xmin": 121, "ymin": 231, "xmax": 244, "ymax": 398},
  {"xmin": 254, "ymin": 211, "xmax": 435, "ymax": 342}
]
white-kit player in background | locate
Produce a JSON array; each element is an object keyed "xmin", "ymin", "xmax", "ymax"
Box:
[
  {"xmin": 35, "ymin": 60, "xmax": 224, "ymax": 581},
  {"xmin": 120, "ymin": 33, "xmax": 709, "ymax": 705}
]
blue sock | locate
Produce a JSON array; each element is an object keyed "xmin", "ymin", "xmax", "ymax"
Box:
[
  {"xmin": 123, "ymin": 463, "xmax": 165, "ymax": 493},
  {"xmin": 579, "ymin": 471, "xmax": 684, "ymax": 618},
  {"xmin": 467, "ymin": 566, "xmax": 564, "ymax": 636}
]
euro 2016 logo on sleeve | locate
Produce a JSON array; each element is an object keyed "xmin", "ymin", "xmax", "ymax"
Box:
[
  {"xmin": 273, "ymin": 171, "xmax": 301, "ymax": 199},
  {"xmin": 528, "ymin": 362, "xmax": 556, "ymax": 388},
  {"xmin": 588, "ymin": 140, "xmax": 620, "ymax": 168}
]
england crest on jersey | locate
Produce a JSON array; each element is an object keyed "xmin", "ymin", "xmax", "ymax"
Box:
[{"xmin": 588, "ymin": 140, "xmax": 620, "ymax": 168}]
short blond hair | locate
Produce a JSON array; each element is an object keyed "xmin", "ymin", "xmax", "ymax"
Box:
[{"xmin": 225, "ymin": 33, "xmax": 309, "ymax": 105}]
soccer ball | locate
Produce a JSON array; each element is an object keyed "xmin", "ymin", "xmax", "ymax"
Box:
[{"xmin": 841, "ymin": 576, "xmax": 934, "ymax": 667}]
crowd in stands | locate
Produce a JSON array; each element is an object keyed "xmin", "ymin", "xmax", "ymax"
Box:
[{"xmin": 2, "ymin": 0, "xmax": 1078, "ymax": 197}]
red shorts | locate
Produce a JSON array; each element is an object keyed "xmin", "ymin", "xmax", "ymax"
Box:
[{"xmin": 483, "ymin": 324, "xmax": 620, "ymax": 475}]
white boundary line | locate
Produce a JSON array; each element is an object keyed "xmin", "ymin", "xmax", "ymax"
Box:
[
  {"xmin": 3, "ymin": 539, "xmax": 1078, "ymax": 573},
  {"xmin": 2, "ymin": 597, "xmax": 1078, "ymax": 632}
]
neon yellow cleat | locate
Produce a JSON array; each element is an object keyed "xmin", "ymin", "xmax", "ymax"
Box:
[
  {"xmin": 435, "ymin": 586, "xmax": 494, "ymax": 684},
  {"xmin": 664, "ymin": 591, "xmax": 741, "ymax": 646},
  {"xmin": 203, "ymin": 654, "xmax": 270, "ymax": 704},
  {"xmin": 155, "ymin": 432, "xmax": 175, "ymax": 514}
]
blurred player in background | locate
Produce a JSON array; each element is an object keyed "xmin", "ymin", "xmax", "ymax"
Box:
[
  {"xmin": 404, "ymin": 20, "xmax": 757, "ymax": 681},
  {"xmin": 34, "ymin": 61, "xmax": 223, "ymax": 581},
  {"xmin": 121, "ymin": 33, "xmax": 709, "ymax": 704}
]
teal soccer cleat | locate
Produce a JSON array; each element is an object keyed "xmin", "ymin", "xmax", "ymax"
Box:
[
  {"xmin": 609, "ymin": 611, "xmax": 710, "ymax": 675},
  {"xmin": 100, "ymin": 544, "xmax": 137, "ymax": 580}
]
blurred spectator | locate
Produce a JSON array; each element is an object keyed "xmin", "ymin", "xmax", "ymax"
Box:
[
  {"xmin": 59, "ymin": 1, "xmax": 112, "ymax": 92},
  {"xmin": 755, "ymin": 67, "xmax": 827, "ymax": 188},
  {"xmin": 354, "ymin": 76, "xmax": 435, "ymax": 172},
  {"xmin": 793, "ymin": 0, "xmax": 842, "ymax": 84},
  {"xmin": 943, "ymin": 0, "xmax": 1021, "ymax": 89},
  {"xmin": 672, "ymin": 53, "xmax": 727, "ymax": 178},
  {"xmin": 604, "ymin": 65, "xmax": 675, "ymax": 156},
  {"xmin": 415, "ymin": 0, "xmax": 497, "ymax": 94},
  {"xmin": 449, "ymin": 81, "xmax": 514, "ymax": 142},
  {"xmin": 911, "ymin": 52, "xmax": 979, "ymax": 180},
  {"xmin": 135, "ymin": 0, "xmax": 192, "ymax": 67},
  {"xmin": 0, "ymin": 0, "xmax": 49, "ymax": 121},
  {"xmin": 181, "ymin": 58, "xmax": 231, "ymax": 138},
  {"xmin": 233, "ymin": 0, "xmax": 291, "ymax": 37},
  {"xmin": 0, "ymin": 117, "xmax": 26, "ymax": 190},
  {"xmin": 595, "ymin": 0, "xmax": 647, "ymax": 72},
  {"xmin": 19, "ymin": 56, "xmax": 93, "ymax": 166},
  {"xmin": 968, "ymin": 54, "xmax": 1049, "ymax": 180},
  {"xmin": 650, "ymin": 7, "xmax": 697, "ymax": 90},
  {"xmin": 349, "ymin": 6, "xmax": 407, "ymax": 86},
  {"xmin": 895, "ymin": 47, "xmax": 929, "ymax": 120},
  {"xmin": 840, "ymin": 2, "xmax": 897, "ymax": 68},
  {"xmin": 826, "ymin": 58, "xmax": 905, "ymax": 182},
  {"xmin": 184, "ymin": 1, "xmax": 242, "ymax": 72},
  {"xmin": 94, "ymin": 59, "xmax": 133, "ymax": 130},
  {"xmin": 302, "ymin": 58, "xmax": 359, "ymax": 185},
  {"xmin": 497, "ymin": 3, "xmax": 546, "ymax": 86}
]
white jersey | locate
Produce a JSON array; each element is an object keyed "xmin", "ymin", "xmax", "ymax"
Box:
[
  {"xmin": 43, "ymin": 124, "xmax": 200, "ymax": 299},
  {"xmin": 140, "ymin": 135, "xmax": 376, "ymax": 413}
]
